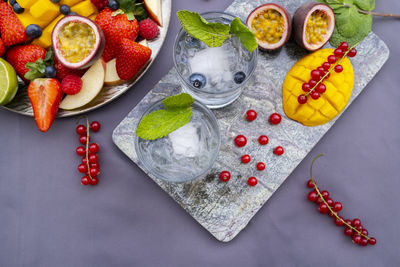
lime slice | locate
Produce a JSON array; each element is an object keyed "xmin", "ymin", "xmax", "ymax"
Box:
[{"xmin": 0, "ymin": 57, "xmax": 18, "ymax": 106}]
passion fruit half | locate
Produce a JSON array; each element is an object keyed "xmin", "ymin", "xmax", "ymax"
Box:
[
  {"xmin": 52, "ymin": 16, "xmax": 105, "ymax": 70},
  {"xmin": 246, "ymin": 3, "xmax": 291, "ymax": 51},
  {"xmin": 293, "ymin": 2, "xmax": 335, "ymax": 51}
]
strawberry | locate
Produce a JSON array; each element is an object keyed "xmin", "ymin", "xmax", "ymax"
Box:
[
  {"xmin": 28, "ymin": 78, "xmax": 63, "ymax": 132},
  {"xmin": 116, "ymin": 38, "xmax": 152, "ymax": 80},
  {"xmin": 6, "ymin": 44, "xmax": 46, "ymax": 82},
  {"xmin": 0, "ymin": 2, "xmax": 27, "ymax": 46},
  {"xmin": 0, "ymin": 38, "xmax": 5, "ymax": 57},
  {"xmin": 54, "ymin": 58, "xmax": 86, "ymax": 80}
]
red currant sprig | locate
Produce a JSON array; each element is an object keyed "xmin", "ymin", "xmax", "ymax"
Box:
[
  {"xmin": 298, "ymin": 42, "xmax": 358, "ymax": 104},
  {"xmin": 76, "ymin": 117, "xmax": 101, "ymax": 186},
  {"xmin": 307, "ymin": 154, "xmax": 376, "ymax": 246}
]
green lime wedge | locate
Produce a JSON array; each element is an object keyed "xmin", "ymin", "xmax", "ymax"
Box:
[{"xmin": 0, "ymin": 57, "xmax": 18, "ymax": 106}]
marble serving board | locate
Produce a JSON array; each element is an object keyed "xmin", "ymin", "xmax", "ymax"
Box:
[{"xmin": 112, "ymin": 0, "xmax": 389, "ymax": 242}]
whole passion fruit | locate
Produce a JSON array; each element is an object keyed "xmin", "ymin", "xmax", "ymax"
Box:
[
  {"xmin": 246, "ymin": 3, "xmax": 291, "ymax": 51},
  {"xmin": 293, "ymin": 2, "xmax": 335, "ymax": 51},
  {"xmin": 52, "ymin": 16, "xmax": 105, "ymax": 70}
]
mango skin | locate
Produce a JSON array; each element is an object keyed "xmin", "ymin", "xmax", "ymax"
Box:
[{"xmin": 282, "ymin": 48, "xmax": 354, "ymax": 126}]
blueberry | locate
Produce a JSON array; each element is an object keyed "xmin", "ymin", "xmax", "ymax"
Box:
[
  {"xmin": 108, "ymin": 0, "xmax": 119, "ymax": 10},
  {"xmin": 189, "ymin": 73, "xmax": 206, "ymax": 89},
  {"xmin": 45, "ymin": 66, "xmax": 57, "ymax": 78},
  {"xmin": 9, "ymin": 0, "xmax": 16, "ymax": 5},
  {"xmin": 50, "ymin": 0, "xmax": 60, "ymax": 2},
  {"xmin": 68, "ymin": 11, "xmax": 78, "ymax": 15},
  {"xmin": 60, "ymin": 4, "xmax": 70, "ymax": 15},
  {"xmin": 12, "ymin": 3, "xmax": 24, "ymax": 14},
  {"xmin": 234, "ymin": 71, "xmax": 246, "ymax": 84},
  {"xmin": 26, "ymin": 24, "xmax": 42, "ymax": 39}
]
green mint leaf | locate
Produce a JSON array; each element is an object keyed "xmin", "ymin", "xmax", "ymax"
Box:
[
  {"xmin": 354, "ymin": 0, "xmax": 375, "ymax": 11},
  {"xmin": 330, "ymin": 13, "xmax": 372, "ymax": 47},
  {"xmin": 136, "ymin": 108, "xmax": 193, "ymax": 140},
  {"xmin": 335, "ymin": 6, "xmax": 364, "ymax": 37},
  {"xmin": 229, "ymin": 17, "xmax": 257, "ymax": 52},
  {"xmin": 24, "ymin": 69, "xmax": 44, "ymax": 81},
  {"xmin": 162, "ymin": 93, "xmax": 194, "ymax": 110},
  {"xmin": 177, "ymin": 10, "xmax": 230, "ymax": 47},
  {"xmin": 132, "ymin": 3, "xmax": 148, "ymax": 21}
]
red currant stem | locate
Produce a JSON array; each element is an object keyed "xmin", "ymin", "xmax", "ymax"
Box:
[
  {"xmin": 84, "ymin": 117, "xmax": 93, "ymax": 181},
  {"xmin": 309, "ymin": 154, "xmax": 370, "ymax": 240},
  {"xmin": 305, "ymin": 42, "xmax": 360, "ymax": 97},
  {"xmin": 75, "ymin": 115, "xmax": 87, "ymax": 125}
]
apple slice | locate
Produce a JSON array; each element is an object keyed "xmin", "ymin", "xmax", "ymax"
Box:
[
  {"xmin": 105, "ymin": 40, "xmax": 149, "ymax": 86},
  {"xmin": 144, "ymin": 0, "xmax": 162, "ymax": 26},
  {"xmin": 59, "ymin": 59, "xmax": 106, "ymax": 110}
]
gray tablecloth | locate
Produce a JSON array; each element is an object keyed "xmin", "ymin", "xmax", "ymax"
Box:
[{"xmin": 1, "ymin": 0, "xmax": 399, "ymax": 266}]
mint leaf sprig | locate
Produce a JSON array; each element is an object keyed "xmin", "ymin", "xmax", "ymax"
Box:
[
  {"xmin": 113, "ymin": 0, "xmax": 148, "ymax": 21},
  {"xmin": 136, "ymin": 93, "xmax": 195, "ymax": 140},
  {"xmin": 177, "ymin": 10, "xmax": 257, "ymax": 52},
  {"xmin": 24, "ymin": 49, "xmax": 54, "ymax": 81}
]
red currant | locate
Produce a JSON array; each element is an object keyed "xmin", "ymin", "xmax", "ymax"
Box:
[
  {"xmin": 316, "ymin": 197, "xmax": 324, "ymax": 204},
  {"xmin": 241, "ymin": 154, "xmax": 251, "ymax": 164},
  {"xmin": 311, "ymin": 70, "xmax": 321, "ymax": 80},
  {"xmin": 317, "ymin": 67, "xmax": 326, "ymax": 74},
  {"xmin": 90, "ymin": 177, "xmax": 99, "ymax": 186},
  {"xmin": 334, "ymin": 65, "xmax": 343, "ymax": 73},
  {"xmin": 274, "ymin": 146, "xmax": 284, "ymax": 155},
  {"xmin": 82, "ymin": 157, "xmax": 88, "ymax": 164},
  {"xmin": 311, "ymin": 91, "xmax": 320, "ymax": 100},
  {"xmin": 332, "ymin": 202, "xmax": 343, "ymax": 212},
  {"xmin": 334, "ymin": 217, "xmax": 344, "ymax": 226},
  {"xmin": 76, "ymin": 146, "xmax": 86, "ymax": 156},
  {"xmin": 320, "ymin": 190, "xmax": 329, "ymax": 199},
  {"xmin": 316, "ymin": 83, "xmax": 326, "ymax": 94},
  {"xmin": 90, "ymin": 162, "xmax": 100, "ymax": 169},
  {"xmin": 78, "ymin": 163, "xmax": 88, "ymax": 173},
  {"xmin": 328, "ymin": 211, "xmax": 335, "ymax": 217},
  {"xmin": 219, "ymin": 171, "xmax": 231, "ymax": 182},
  {"xmin": 258, "ymin": 135, "xmax": 269, "ymax": 145},
  {"xmin": 248, "ymin": 177, "xmax": 258, "ymax": 186},
  {"xmin": 352, "ymin": 234, "xmax": 362, "ymax": 244},
  {"xmin": 361, "ymin": 229, "xmax": 368, "ymax": 236},
  {"xmin": 89, "ymin": 154, "xmax": 98, "ymax": 163},
  {"xmin": 339, "ymin": 42, "xmax": 349, "ymax": 51},
  {"xmin": 234, "ymin": 135, "xmax": 247, "ymax": 147},
  {"xmin": 328, "ymin": 55, "xmax": 337, "ymax": 64},
  {"xmin": 246, "ymin": 110, "xmax": 257, "ymax": 121},
  {"xmin": 302, "ymin": 83, "xmax": 311, "ymax": 92},
  {"xmin": 368, "ymin": 237, "xmax": 376, "ymax": 245},
  {"xmin": 89, "ymin": 143, "xmax": 99, "ymax": 153},
  {"xmin": 309, "ymin": 79, "xmax": 318, "ymax": 87},
  {"xmin": 76, "ymin": 125, "xmax": 86, "ymax": 136},
  {"xmin": 89, "ymin": 167, "xmax": 99, "ymax": 177},
  {"xmin": 318, "ymin": 203, "xmax": 328, "ymax": 213},
  {"xmin": 308, "ymin": 191, "xmax": 318, "ymax": 202},
  {"xmin": 360, "ymin": 238, "xmax": 368, "ymax": 246},
  {"xmin": 334, "ymin": 48, "xmax": 344, "ymax": 58},
  {"xmin": 298, "ymin": 94, "xmax": 308, "ymax": 104},
  {"xmin": 326, "ymin": 198, "xmax": 334, "ymax": 207},
  {"xmin": 256, "ymin": 162, "xmax": 265, "ymax": 171},
  {"xmin": 322, "ymin": 62, "xmax": 331, "ymax": 70},
  {"xmin": 269, "ymin": 113, "xmax": 282, "ymax": 125},
  {"xmin": 347, "ymin": 48, "xmax": 357, "ymax": 57},
  {"xmin": 306, "ymin": 179, "xmax": 314, "ymax": 188},
  {"xmin": 344, "ymin": 227, "xmax": 353, "ymax": 236},
  {"xmin": 355, "ymin": 225, "xmax": 363, "ymax": 232},
  {"xmin": 344, "ymin": 219, "xmax": 352, "ymax": 226},
  {"xmin": 79, "ymin": 135, "xmax": 88, "ymax": 145},
  {"xmin": 81, "ymin": 176, "xmax": 90, "ymax": 185},
  {"xmin": 352, "ymin": 218, "xmax": 361, "ymax": 227},
  {"xmin": 90, "ymin": 121, "xmax": 101, "ymax": 132}
]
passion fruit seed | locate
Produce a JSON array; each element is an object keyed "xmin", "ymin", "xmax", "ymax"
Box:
[
  {"xmin": 251, "ymin": 9, "xmax": 285, "ymax": 44},
  {"xmin": 306, "ymin": 10, "xmax": 328, "ymax": 44}
]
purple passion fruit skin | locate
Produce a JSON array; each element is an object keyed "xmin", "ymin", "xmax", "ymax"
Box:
[
  {"xmin": 246, "ymin": 3, "xmax": 291, "ymax": 51},
  {"xmin": 293, "ymin": 2, "xmax": 335, "ymax": 51},
  {"xmin": 52, "ymin": 16, "xmax": 105, "ymax": 70}
]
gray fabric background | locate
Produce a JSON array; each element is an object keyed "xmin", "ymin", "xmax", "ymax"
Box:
[{"xmin": 1, "ymin": 0, "xmax": 399, "ymax": 266}]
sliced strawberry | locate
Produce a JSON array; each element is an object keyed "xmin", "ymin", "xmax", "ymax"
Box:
[
  {"xmin": 28, "ymin": 78, "xmax": 63, "ymax": 132},
  {"xmin": 0, "ymin": 2, "xmax": 27, "ymax": 46},
  {"xmin": 116, "ymin": 38, "xmax": 152, "ymax": 80},
  {"xmin": 6, "ymin": 44, "xmax": 46, "ymax": 82},
  {"xmin": 54, "ymin": 58, "xmax": 86, "ymax": 80},
  {"xmin": 0, "ymin": 38, "xmax": 5, "ymax": 57}
]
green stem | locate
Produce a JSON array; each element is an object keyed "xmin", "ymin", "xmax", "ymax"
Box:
[
  {"xmin": 309, "ymin": 154, "xmax": 370, "ymax": 240},
  {"xmin": 84, "ymin": 117, "xmax": 93, "ymax": 181},
  {"xmin": 340, "ymin": 3, "xmax": 400, "ymax": 18}
]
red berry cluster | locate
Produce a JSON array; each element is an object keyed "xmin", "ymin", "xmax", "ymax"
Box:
[
  {"xmin": 298, "ymin": 42, "xmax": 358, "ymax": 104},
  {"xmin": 75, "ymin": 119, "xmax": 101, "ymax": 186},
  {"xmin": 307, "ymin": 155, "xmax": 376, "ymax": 246},
  {"xmin": 219, "ymin": 110, "xmax": 285, "ymax": 186}
]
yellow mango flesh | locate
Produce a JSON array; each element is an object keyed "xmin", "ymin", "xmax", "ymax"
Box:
[{"xmin": 282, "ymin": 49, "xmax": 354, "ymax": 126}]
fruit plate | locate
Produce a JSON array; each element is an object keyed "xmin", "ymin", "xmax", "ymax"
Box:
[
  {"xmin": 112, "ymin": 0, "xmax": 389, "ymax": 242},
  {"xmin": 1, "ymin": 0, "xmax": 171, "ymax": 118}
]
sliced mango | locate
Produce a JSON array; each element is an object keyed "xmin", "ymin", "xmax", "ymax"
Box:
[
  {"xmin": 60, "ymin": 0, "xmax": 83, "ymax": 6},
  {"xmin": 71, "ymin": 0, "xmax": 97, "ymax": 17},
  {"xmin": 15, "ymin": 12, "xmax": 50, "ymax": 28},
  {"xmin": 30, "ymin": 0, "xmax": 59, "ymax": 21},
  {"xmin": 282, "ymin": 48, "xmax": 354, "ymax": 126},
  {"xmin": 18, "ymin": 0, "xmax": 37, "ymax": 8},
  {"xmin": 32, "ymin": 15, "xmax": 65, "ymax": 48}
]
